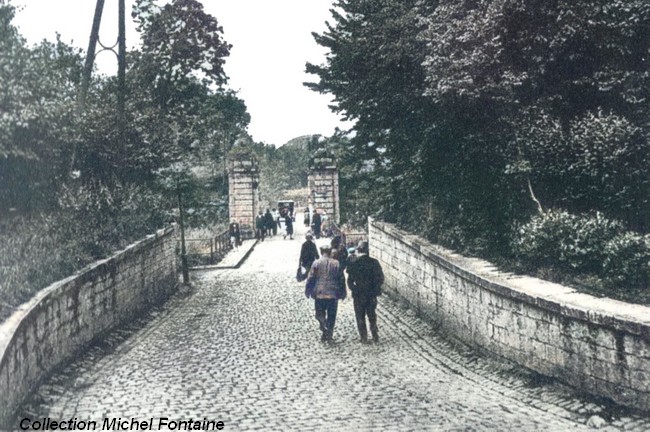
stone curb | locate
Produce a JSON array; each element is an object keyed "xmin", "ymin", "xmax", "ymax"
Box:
[{"xmin": 190, "ymin": 239, "xmax": 258, "ymax": 271}]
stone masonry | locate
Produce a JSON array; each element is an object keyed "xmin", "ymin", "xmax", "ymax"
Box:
[
  {"xmin": 369, "ymin": 218, "xmax": 650, "ymax": 412},
  {"xmin": 228, "ymin": 156, "xmax": 260, "ymax": 237},
  {"xmin": 0, "ymin": 227, "xmax": 177, "ymax": 427},
  {"xmin": 308, "ymin": 154, "xmax": 340, "ymax": 224}
]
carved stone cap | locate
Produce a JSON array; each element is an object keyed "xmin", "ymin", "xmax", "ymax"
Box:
[
  {"xmin": 228, "ymin": 150, "xmax": 259, "ymax": 173},
  {"xmin": 309, "ymin": 149, "xmax": 337, "ymax": 170}
]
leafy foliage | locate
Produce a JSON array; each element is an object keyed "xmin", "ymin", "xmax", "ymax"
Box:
[
  {"xmin": 133, "ymin": 0, "xmax": 231, "ymax": 94},
  {"xmin": 419, "ymin": 0, "xmax": 650, "ymax": 227},
  {"xmin": 0, "ymin": 182, "xmax": 167, "ymax": 322},
  {"xmin": 521, "ymin": 110, "xmax": 649, "ymax": 226},
  {"xmin": 0, "ymin": 3, "xmax": 83, "ymax": 211},
  {"xmin": 277, "ymin": 135, "xmax": 313, "ymax": 188},
  {"xmin": 512, "ymin": 210, "xmax": 624, "ymax": 275},
  {"xmin": 512, "ymin": 210, "xmax": 650, "ymax": 293},
  {"xmin": 234, "ymin": 138, "xmax": 306, "ymax": 211},
  {"xmin": 602, "ymin": 232, "xmax": 650, "ymax": 290}
]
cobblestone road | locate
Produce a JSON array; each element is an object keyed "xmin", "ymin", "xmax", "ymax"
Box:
[{"xmin": 14, "ymin": 223, "xmax": 650, "ymax": 431}]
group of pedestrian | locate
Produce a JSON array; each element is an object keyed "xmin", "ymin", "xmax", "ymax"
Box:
[
  {"xmin": 255, "ymin": 208, "xmax": 295, "ymax": 241},
  {"xmin": 255, "ymin": 209, "xmax": 276, "ymax": 241},
  {"xmin": 301, "ymin": 234, "xmax": 384, "ymax": 344}
]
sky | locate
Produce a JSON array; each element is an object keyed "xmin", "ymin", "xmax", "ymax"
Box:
[{"xmin": 11, "ymin": 0, "xmax": 352, "ymax": 146}]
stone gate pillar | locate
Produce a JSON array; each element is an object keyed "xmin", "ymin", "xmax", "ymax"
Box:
[
  {"xmin": 228, "ymin": 154, "xmax": 259, "ymax": 238},
  {"xmin": 308, "ymin": 153, "xmax": 340, "ymax": 224}
]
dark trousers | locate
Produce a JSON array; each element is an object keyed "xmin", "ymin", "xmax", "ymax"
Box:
[
  {"xmin": 353, "ymin": 296, "xmax": 378, "ymax": 341},
  {"xmin": 314, "ymin": 298, "xmax": 338, "ymax": 340},
  {"xmin": 256, "ymin": 228, "xmax": 265, "ymax": 241}
]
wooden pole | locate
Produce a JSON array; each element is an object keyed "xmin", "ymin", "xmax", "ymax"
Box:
[
  {"xmin": 78, "ymin": 0, "xmax": 105, "ymax": 110},
  {"xmin": 117, "ymin": 0, "xmax": 126, "ymax": 123},
  {"xmin": 177, "ymin": 186, "xmax": 190, "ymax": 284}
]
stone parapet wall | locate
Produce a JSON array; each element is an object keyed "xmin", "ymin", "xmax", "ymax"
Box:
[
  {"xmin": 369, "ymin": 219, "xmax": 650, "ymax": 411},
  {"xmin": 0, "ymin": 227, "xmax": 178, "ymax": 425}
]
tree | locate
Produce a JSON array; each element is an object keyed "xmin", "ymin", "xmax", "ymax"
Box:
[
  {"xmin": 308, "ymin": 0, "xmax": 650, "ymax": 256},
  {"xmin": 306, "ymin": 0, "xmax": 442, "ymax": 229},
  {"xmin": 156, "ymin": 161, "xmax": 200, "ymax": 284},
  {"xmin": 518, "ymin": 110, "xmax": 650, "ymax": 227},
  {"xmin": 202, "ymin": 90, "xmax": 251, "ymax": 193},
  {"xmin": 420, "ymin": 0, "xmax": 650, "ymax": 230},
  {"xmin": 133, "ymin": 0, "xmax": 231, "ymax": 110},
  {"xmin": 125, "ymin": 0, "xmax": 238, "ymax": 178},
  {"xmin": 0, "ymin": 3, "xmax": 83, "ymax": 212},
  {"xmin": 421, "ymin": 0, "xmax": 650, "ymax": 124}
]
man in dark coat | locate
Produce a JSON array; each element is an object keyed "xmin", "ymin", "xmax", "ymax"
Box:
[
  {"xmin": 331, "ymin": 235, "xmax": 349, "ymax": 272},
  {"xmin": 264, "ymin": 209, "xmax": 274, "ymax": 237},
  {"xmin": 255, "ymin": 211, "xmax": 265, "ymax": 241},
  {"xmin": 283, "ymin": 213, "xmax": 294, "ymax": 240},
  {"xmin": 346, "ymin": 241, "xmax": 384, "ymax": 344},
  {"xmin": 299, "ymin": 233, "xmax": 319, "ymax": 271}
]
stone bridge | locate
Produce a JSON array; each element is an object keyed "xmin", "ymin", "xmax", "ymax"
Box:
[{"xmin": 4, "ymin": 216, "xmax": 650, "ymax": 431}]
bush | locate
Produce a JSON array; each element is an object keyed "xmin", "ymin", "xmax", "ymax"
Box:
[
  {"xmin": 57, "ymin": 181, "xmax": 169, "ymax": 258},
  {"xmin": 512, "ymin": 210, "xmax": 624, "ymax": 275},
  {"xmin": 0, "ymin": 181, "xmax": 170, "ymax": 322},
  {"xmin": 603, "ymin": 232, "xmax": 650, "ymax": 290}
]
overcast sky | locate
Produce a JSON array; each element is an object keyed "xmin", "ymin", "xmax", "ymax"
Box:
[{"xmin": 11, "ymin": 0, "xmax": 352, "ymax": 146}]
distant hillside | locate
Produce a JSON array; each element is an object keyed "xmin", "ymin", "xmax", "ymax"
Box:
[
  {"xmin": 280, "ymin": 135, "xmax": 311, "ymax": 150},
  {"xmin": 274, "ymin": 135, "xmax": 313, "ymax": 189}
]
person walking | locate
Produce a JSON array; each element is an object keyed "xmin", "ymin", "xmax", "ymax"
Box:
[
  {"xmin": 305, "ymin": 245, "xmax": 346, "ymax": 342},
  {"xmin": 311, "ymin": 210, "xmax": 322, "ymax": 239},
  {"xmin": 303, "ymin": 207, "xmax": 310, "ymax": 227},
  {"xmin": 283, "ymin": 213, "xmax": 294, "ymax": 240},
  {"xmin": 271, "ymin": 208, "xmax": 279, "ymax": 235},
  {"xmin": 299, "ymin": 232, "xmax": 319, "ymax": 271},
  {"xmin": 346, "ymin": 241, "xmax": 384, "ymax": 344},
  {"xmin": 228, "ymin": 219, "xmax": 241, "ymax": 248},
  {"xmin": 264, "ymin": 208, "xmax": 274, "ymax": 237},
  {"xmin": 276, "ymin": 208, "xmax": 283, "ymax": 234},
  {"xmin": 331, "ymin": 235, "xmax": 349, "ymax": 272},
  {"xmin": 255, "ymin": 211, "xmax": 266, "ymax": 241}
]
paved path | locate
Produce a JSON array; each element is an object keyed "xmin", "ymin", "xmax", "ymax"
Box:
[{"xmin": 15, "ymin": 222, "xmax": 650, "ymax": 431}]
